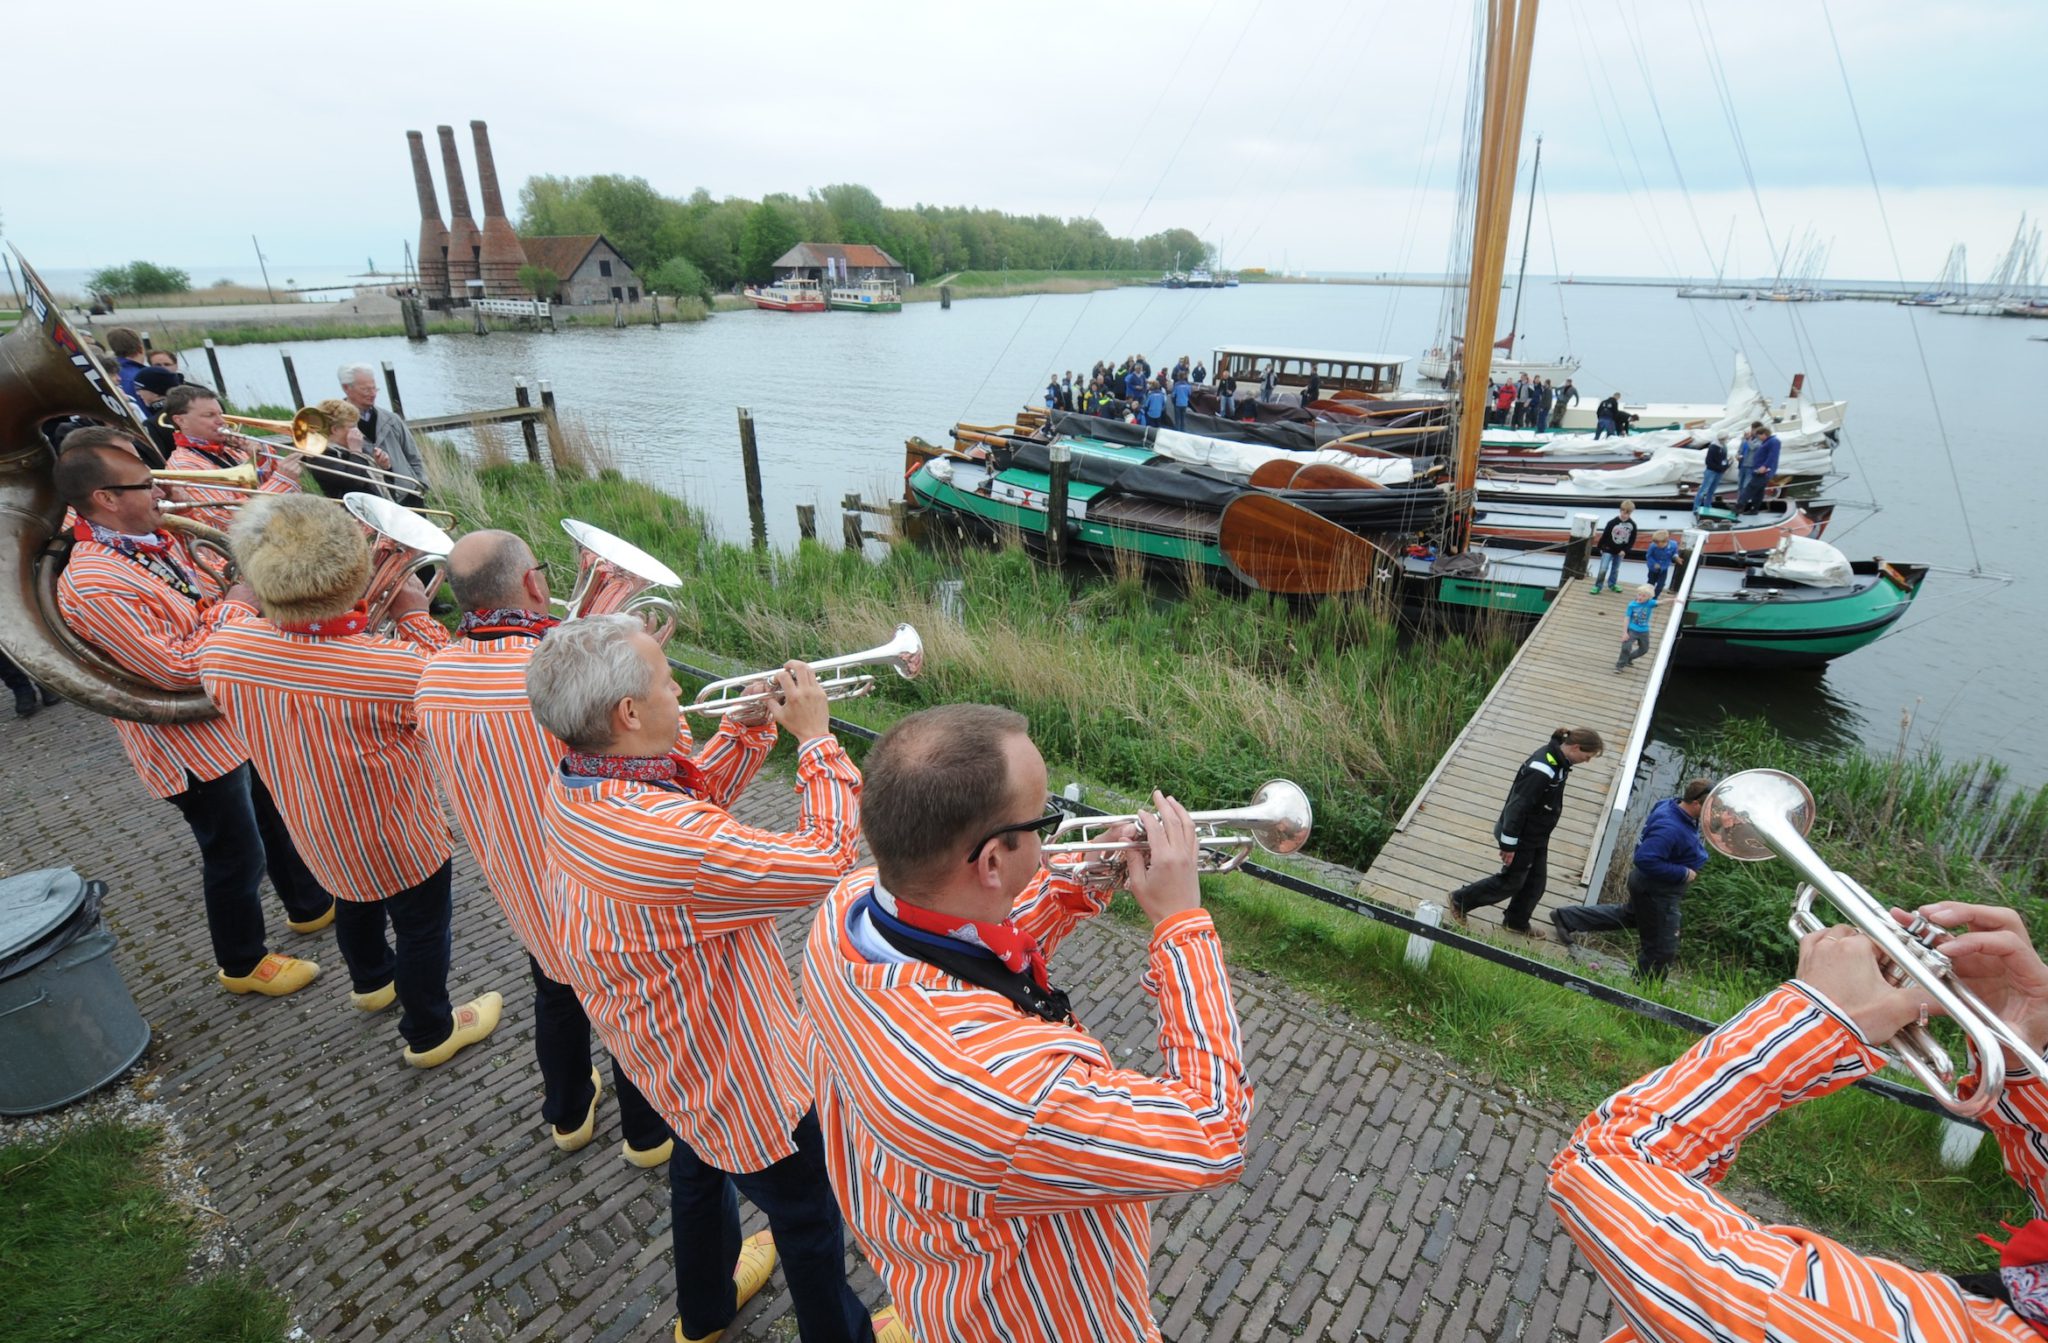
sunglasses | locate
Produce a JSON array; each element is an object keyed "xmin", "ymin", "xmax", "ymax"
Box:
[
  {"xmin": 965, "ymin": 809, "xmax": 1066, "ymax": 865},
  {"xmin": 98, "ymin": 481, "xmax": 158, "ymax": 494}
]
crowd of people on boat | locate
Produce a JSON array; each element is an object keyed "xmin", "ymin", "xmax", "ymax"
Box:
[
  {"xmin": 1045, "ymin": 353, "xmax": 1302, "ymax": 431},
  {"xmin": 1484, "ymin": 373, "xmax": 1577, "ymax": 431}
]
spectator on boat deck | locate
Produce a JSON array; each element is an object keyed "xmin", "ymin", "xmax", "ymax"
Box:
[
  {"xmin": 1301, "ymin": 369, "xmax": 1321, "ymax": 408},
  {"xmin": 1556, "ymin": 378, "xmax": 1579, "ymax": 412},
  {"xmin": 1615, "ymin": 584, "xmax": 1657, "ymax": 672},
  {"xmin": 1594, "ymin": 392, "xmax": 1622, "ymax": 440},
  {"xmin": 1123, "ymin": 364, "xmax": 1144, "ymax": 402},
  {"xmin": 1143, "ymin": 381, "xmax": 1167, "ymax": 428},
  {"xmin": 1260, "ymin": 365, "xmax": 1278, "ymax": 402},
  {"xmin": 1218, "ymin": 370, "xmax": 1238, "ymax": 419},
  {"xmin": 1170, "ymin": 369, "xmax": 1192, "ymax": 432},
  {"xmin": 1694, "ymin": 433, "xmax": 1731, "ymax": 514},
  {"xmin": 1494, "ymin": 382, "xmax": 1516, "ymax": 426},
  {"xmin": 1045, "ymin": 378, "xmax": 1060, "ymax": 413},
  {"xmin": 1534, "ymin": 379, "xmax": 1555, "ymax": 433},
  {"xmin": 1643, "ymin": 530, "xmax": 1680, "ymax": 596},
  {"xmin": 1738, "ymin": 419, "xmax": 1782, "ymax": 513},
  {"xmin": 1508, "ymin": 375, "xmax": 1528, "ymax": 429},
  {"xmin": 1592, "ymin": 501, "xmax": 1638, "ymax": 595},
  {"xmin": 1193, "ymin": 360, "xmax": 1207, "ymax": 385}
]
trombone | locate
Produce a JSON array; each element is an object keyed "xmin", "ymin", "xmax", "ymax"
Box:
[
  {"xmin": 220, "ymin": 410, "xmax": 428, "ymax": 497},
  {"xmin": 1700, "ymin": 768, "xmax": 2048, "ymax": 1118},
  {"xmin": 689, "ymin": 624, "xmax": 924, "ymax": 718},
  {"xmin": 558, "ymin": 519, "xmax": 682, "ymax": 642},
  {"xmin": 1042, "ymin": 779, "xmax": 1313, "ymax": 889},
  {"xmin": 154, "ymin": 463, "xmax": 260, "ymax": 490}
]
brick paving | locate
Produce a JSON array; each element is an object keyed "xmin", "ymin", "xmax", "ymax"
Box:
[{"xmin": 0, "ymin": 701, "xmax": 1620, "ymax": 1342}]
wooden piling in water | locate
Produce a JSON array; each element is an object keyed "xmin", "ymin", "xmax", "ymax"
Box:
[
  {"xmin": 140, "ymin": 331, "xmax": 153, "ymax": 352},
  {"xmin": 737, "ymin": 408, "xmax": 767, "ymax": 550},
  {"xmin": 650, "ymin": 294, "xmax": 663, "ymax": 328},
  {"xmin": 381, "ymin": 361, "xmax": 405, "ymax": 418},
  {"xmin": 797, "ymin": 504, "xmax": 817, "ymax": 542},
  {"xmin": 400, "ymin": 296, "xmax": 428, "ymax": 341},
  {"xmin": 842, "ymin": 493, "xmax": 864, "ymax": 551},
  {"xmin": 280, "ymin": 353, "xmax": 304, "ymax": 409},
  {"xmin": 940, "ymin": 285, "xmax": 953, "ymax": 309},
  {"xmin": 513, "ymin": 379, "xmax": 541, "ymax": 464},
  {"xmin": 202, "ymin": 340, "xmax": 227, "ymax": 404},
  {"xmin": 538, "ymin": 381, "xmax": 561, "ymax": 458},
  {"xmin": 1045, "ymin": 441, "xmax": 1072, "ymax": 568}
]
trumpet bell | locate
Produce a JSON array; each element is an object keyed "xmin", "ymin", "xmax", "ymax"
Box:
[
  {"xmin": 688, "ymin": 623, "xmax": 925, "ymax": 717},
  {"xmin": 1699, "ymin": 769, "xmax": 1815, "ymax": 863},
  {"xmin": 1244, "ymin": 779, "xmax": 1313, "ymax": 856}
]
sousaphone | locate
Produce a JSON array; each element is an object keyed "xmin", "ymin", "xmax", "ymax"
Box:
[{"xmin": 0, "ymin": 248, "xmax": 220, "ymax": 722}]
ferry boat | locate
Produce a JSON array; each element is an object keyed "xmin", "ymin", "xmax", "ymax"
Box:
[
  {"xmin": 827, "ymin": 279, "xmax": 901, "ymax": 313},
  {"xmin": 742, "ymin": 277, "xmax": 826, "ymax": 312}
]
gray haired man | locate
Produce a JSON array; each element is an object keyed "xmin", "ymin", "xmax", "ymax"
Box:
[{"xmin": 338, "ymin": 363, "xmax": 426, "ymax": 503}]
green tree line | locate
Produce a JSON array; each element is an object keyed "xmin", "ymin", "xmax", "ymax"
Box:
[{"xmin": 515, "ymin": 178, "xmax": 1209, "ymax": 297}]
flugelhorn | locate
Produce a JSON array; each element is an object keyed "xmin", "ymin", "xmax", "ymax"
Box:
[
  {"xmin": 1700, "ymin": 768, "xmax": 2048, "ymax": 1118},
  {"xmin": 343, "ymin": 492, "xmax": 454, "ymax": 629},
  {"xmin": 689, "ymin": 623, "xmax": 923, "ymax": 718},
  {"xmin": 154, "ymin": 462, "xmax": 260, "ymax": 489},
  {"xmin": 1043, "ymin": 779, "xmax": 1313, "ymax": 889},
  {"xmin": 559, "ymin": 519, "xmax": 681, "ymax": 642}
]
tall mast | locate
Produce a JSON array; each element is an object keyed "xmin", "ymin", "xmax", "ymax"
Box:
[
  {"xmin": 1448, "ymin": 0, "xmax": 1541, "ymax": 556},
  {"xmin": 1503, "ymin": 134, "xmax": 1541, "ymax": 357}
]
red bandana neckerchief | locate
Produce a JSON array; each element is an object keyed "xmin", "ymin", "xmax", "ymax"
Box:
[
  {"xmin": 277, "ymin": 602, "xmax": 371, "ymax": 638},
  {"xmin": 171, "ymin": 430, "xmax": 243, "ymax": 472},
  {"xmin": 874, "ymin": 887, "xmax": 1054, "ymax": 994},
  {"xmin": 561, "ymin": 749, "xmax": 706, "ymax": 796},
  {"xmin": 1980, "ymin": 1220, "xmax": 2048, "ymax": 1336},
  {"xmin": 71, "ymin": 519, "xmax": 203, "ymax": 603},
  {"xmin": 456, "ymin": 608, "xmax": 561, "ymax": 639}
]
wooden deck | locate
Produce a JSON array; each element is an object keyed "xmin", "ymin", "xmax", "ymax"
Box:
[{"xmin": 1360, "ymin": 563, "xmax": 1689, "ymax": 940}]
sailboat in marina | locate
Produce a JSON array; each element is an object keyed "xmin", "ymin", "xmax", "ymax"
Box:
[{"xmin": 1899, "ymin": 243, "xmax": 1967, "ymax": 307}]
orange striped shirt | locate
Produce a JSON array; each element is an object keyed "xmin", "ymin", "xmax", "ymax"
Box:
[
  {"xmin": 55, "ymin": 539, "xmax": 251, "ymax": 798},
  {"xmin": 800, "ymin": 869, "xmax": 1254, "ymax": 1343},
  {"xmin": 414, "ymin": 629, "xmax": 775, "ymax": 979},
  {"xmin": 541, "ymin": 737, "xmax": 861, "ymax": 1174},
  {"xmin": 1549, "ymin": 982, "xmax": 2046, "ymax": 1343},
  {"xmin": 165, "ymin": 438, "xmax": 297, "ymax": 533},
  {"xmin": 197, "ymin": 610, "xmax": 452, "ymax": 901}
]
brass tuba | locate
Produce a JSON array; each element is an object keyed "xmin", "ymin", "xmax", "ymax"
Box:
[
  {"xmin": 0, "ymin": 249, "xmax": 220, "ymax": 723},
  {"xmin": 343, "ymin": 492, "xmax": 455, "ymax": 630},
  {"xmin": 559, "ymin": 518, "xmax": 681, "ymax": 642}
]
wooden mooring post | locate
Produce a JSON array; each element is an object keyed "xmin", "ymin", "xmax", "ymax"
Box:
[
  {"xmin": 939, "ymin": 285, "xmax": 953, "ymax": 309},
  {"xmin": 399, "ymin": 296, "xmax": 428, "ymax": 341},
  {"xmin": 280, "ymin": 352, "xmax": 304, "ymax": 409},
  {"xmin": 1044, "ymin": 441, "xmax": 1072, "ymax": 568},
  {"xmin": 538, "ymin": 381, "xmax": 561, "ymax": 455},
  {"xmin": 201, "ymin": 339, "xmax": 227, "ymax": 404},
  {"xmin": 796, "ymin": 504, "xmax": 817, "ymax": 542},
  {"xmin": 139, "ymin": 331, "xmax": 153, "ymax": 352},
  {"xmin": 650, "ymin": 293, "xmax": 663, "ymax": 328},
  {"xmin": 737, "ymin": 408, "xmax": 767, "ymax": 550},
  {"xmin": 842, "ymin": 493, "xmax": 864, "ymax": 551},
  {"xmin": 381, "ymin": 361, "xmax": 405, "ymax": 417},
  {"xmin": 512, "ymin": 379, "xmax": 542, "ymax": 465}
]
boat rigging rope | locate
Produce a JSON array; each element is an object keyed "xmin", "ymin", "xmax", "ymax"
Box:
[{"xmin": 1816, "ymin": 0, "xmax": 1983, "ymax": 576}]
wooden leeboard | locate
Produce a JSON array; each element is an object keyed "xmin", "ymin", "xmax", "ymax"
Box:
[{"xmin": 1360, "ymin": 574, "xmax": 1682, "ymax": 941}]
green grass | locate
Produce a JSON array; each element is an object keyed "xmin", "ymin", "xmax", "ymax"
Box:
[
  {"xmin": 0, "ymin": 1121, "xmax": 288, "ymax": 1343},
  {"xmin": 424, "ymin": 446, "xmax": 2048, "ymax": 1269},
  {"xmin": 904, "ymin": 269, "xmax": 1158, "ymax": 302},
  {"xmin": 154, "ymin": 300, "xmax": 709, "ymax": 349}
]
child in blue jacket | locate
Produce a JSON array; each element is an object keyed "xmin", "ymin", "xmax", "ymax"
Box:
[
  {"xmin": 1643, "ymin": 530, "xmax": 1680, "ymax": 596},
  {"xmin": 1616, "ymin": 584, "xmax": 1656, "ymax": 671}
]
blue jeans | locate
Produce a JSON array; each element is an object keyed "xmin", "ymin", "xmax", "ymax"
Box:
[
  {"xmin": 1172, "ymin": 402, "xmax": 1187, "ymax": 431},
  {"xmin": 331, "ymin": 860, "xmax": 454, "ymax": 1051},
  {"xmin": 165, "ymin": 763, "xmax": 332, "ymax": 976},
  {"xmin": 1534, "ymin": 409, "xmax": 1550, "ymax": 433},
  {"xmin": 1693, "ymin": 467, "xmax": 1725, "ymax": 512},
  {"xmin": 1595, "ymin": 551, "xmax": 1623, "ymax": 590},
  {"xmin": 669, "ymin": 1108, "xmax": 871, "ymax": 1343},
  {"xmin": 1594, "ymin": 415, "xmax": 1615, "ymax": 439},
  {"xmin": 531, "ymin": 955, "xmax": 669, "ymax": 1146},
  {"xmin": 1220, "ymin": 393, "xmax": 1234, "ymax": 417}
]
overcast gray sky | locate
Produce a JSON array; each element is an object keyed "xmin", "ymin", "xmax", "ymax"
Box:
[{"xmin": 5, "ymin": 0, "xmax": 2040, "ymax": 281}]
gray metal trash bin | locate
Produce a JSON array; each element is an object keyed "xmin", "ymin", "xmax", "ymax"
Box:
[{"xmin": 0, "ymin": 868, "xmax": 150, "ymax": 1115}]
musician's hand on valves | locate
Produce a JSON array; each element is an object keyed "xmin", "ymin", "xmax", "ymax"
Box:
[
  {"xmin": 1911, "ymin": 902, "xmax": 2048, "ymax": 1057},
  {"xmin": 725, "ymin": 679, "xmax": 775, "ymax": 729},
  {"xmin": 767, "ymin": 660, "xmax": 831, "ymax": 742},
  {"xmin": 1797, "ymin": 924, "xmax": 1935, "ymax": 1047},
  {"xmin": 1122, "ymin": 791, "xmax": 1201, "ymax": 926},
  {"xmin": 387, "ymin": 574, "xmax": 432, "ymax": 619}
]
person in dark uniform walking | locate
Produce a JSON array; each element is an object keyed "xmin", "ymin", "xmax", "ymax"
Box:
[{"xmin": 1447, "ymin": 727, "xmax": 1605, "ymax": 935}]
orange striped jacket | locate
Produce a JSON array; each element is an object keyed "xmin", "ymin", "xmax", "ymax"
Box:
[
  {"xmin": 54, "ymin": 540, "xmax": 251, "ymax": 798},
  {"xmin": 165, "ymin": 439, "xmax": 297, "ymax": 533},
  {"xmin": 800, "ymin": 869, "xmax": 1254, "ymax": 1343},
  {"xmin": 196, "ymin": 610, "xmax": 452, "ymax": 901},
  {"xmin": 542, "ymin": 736, "xmax": 861, "ymax": 1174},
  {"xmin": 1550, "ymin": 982, "xmax": 2047, "ymax": 1343},
  {"xmin": 414, "ymin": 630, "xmax": 776, "ymax": 979}
]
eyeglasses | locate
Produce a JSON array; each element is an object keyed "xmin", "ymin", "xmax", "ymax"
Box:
[{"xmin": 965, "ymin": 809, "xmax": 1066, "ymax": 865}]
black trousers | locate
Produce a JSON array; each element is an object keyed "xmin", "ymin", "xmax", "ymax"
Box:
[
  {"xmin": 1450, "ymin": 841, "xmax": 1549, "ymax": 931},
  {"xmin": 331, "ymin": 860, "xmax": 455, "ymax": 1051},
  {"xmin": 1555, "ymin": 868, "xmax": 1684, "ymax": 978},
  {"xmin": 164, "ymin": 763, "xmax": 332, "ymax": 976},
  {"xmin": 530, "ymin": 955, "xmax": 669, "ymax": 1147}
]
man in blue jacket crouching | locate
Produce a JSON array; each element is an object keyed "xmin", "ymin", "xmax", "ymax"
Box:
[{"xmin": 1555, "ymin": 778, "xmax": 1712, "ymax": 979}]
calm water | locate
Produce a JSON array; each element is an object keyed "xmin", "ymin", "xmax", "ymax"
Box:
[{"xmin": 197, "ymin": 282, "xmax": 2044, "ymax": 783}]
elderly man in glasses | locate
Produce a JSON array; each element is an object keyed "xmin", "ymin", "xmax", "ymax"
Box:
[
  {"xmin": 525, "ymin": 615, "xmax": 897, "ymax": 1343},
  {"xmin": 800, "ymin": 703, "xmax": 1255, "ymax": 1343}
]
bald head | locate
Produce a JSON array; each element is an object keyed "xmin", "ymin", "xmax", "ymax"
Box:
[{"xmin": 446, "ymin": 530, "xmax": 545, "ymax": 615}]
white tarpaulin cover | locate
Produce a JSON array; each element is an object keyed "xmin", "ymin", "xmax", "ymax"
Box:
[
  {"xmin": 1760, "ymin": 535, "xmax": 1853, "ymax": 588},
  {"xmin": 1147, "ymin": 428, "xmax": 1417, "ymax": 485}
]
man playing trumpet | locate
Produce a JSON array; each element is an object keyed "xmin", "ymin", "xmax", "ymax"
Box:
[
  {"xmin": 800, "ymin": 705, "xmax": 1255, "ymax": 1343},
  {"xmin": 524, "ymin": 616, "xmax": 887, "ymax": 1343},
  {"xmin": 415, "ymin": 530, "xmax": 776, "ymax": 1162},
  {"xmin": 163, "ymin": 383, "xmax": 300, "ymax": 532},
  {"xmin": 1550, "ymin": 904, "xmax": 2048, "ymax": 1343},
  {"xmin": 197, "ymin": 495, "xmax": 500, "ymax": 1067},
  {"xmin": 53, "ymin": 431, "xmax": 327, "ymax": 997}
]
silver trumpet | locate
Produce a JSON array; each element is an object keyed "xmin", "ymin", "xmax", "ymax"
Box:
[
  {"xmin": 1701, "ymin": 768, "xmax": 2048, "ymax": 1118},
  {"xmin": 689, "ymin": 623, "xmax": 924, "ymax": 718},
  {"xmin": 559, "ymin": 519, "xmax": 682, "ymax": 642},
  {"xmin": 343, "ymin": 492, "xmax": 455, "ymax": 630},
  {"xmin": 1044, "ymin": 779, "xmax": 1313, "ymax": 890}
]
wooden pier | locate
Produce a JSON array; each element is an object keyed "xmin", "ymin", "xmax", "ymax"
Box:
[{"xmin": 1359, "ymin": 547, "xmax": 1699, "ymax": 939}]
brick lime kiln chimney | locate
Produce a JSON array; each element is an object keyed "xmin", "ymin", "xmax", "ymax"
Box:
[
  {"xmin": 406, "ymin": 131, "xmax": 450, "ymax": 303},
  {"xmin": 470, "ymin": 120, "xmax": 526, "ymax": 298},
  {"xmin": 436, "ymin": 125, "xmax": 481, "ymax": 296}
]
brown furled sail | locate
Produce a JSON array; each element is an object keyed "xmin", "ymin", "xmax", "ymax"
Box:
[
  {"xmin": 1290, "ymin": 463, "xmax": 1385, "ymax": 491},
  {"xmin": 1218, "ymin": 494, "xmax": 1387, "ymax": 594},
  {"xmin": 1247, "ymin": 460, "xmax": 1301, "ymax": 490}
]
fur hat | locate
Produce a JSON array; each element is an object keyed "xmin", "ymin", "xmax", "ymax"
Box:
[{"xmin": 232, "ymin": 495, "xmax": 369, "ymax": 625}]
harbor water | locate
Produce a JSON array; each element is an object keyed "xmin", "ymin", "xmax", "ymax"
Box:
[{"xmin": 193, "ymin": 281, "xmax": 2042, "ymax": 784}]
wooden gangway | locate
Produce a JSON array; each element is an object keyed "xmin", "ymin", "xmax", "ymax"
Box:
[{"xmin": 1360, "ymin": 546, "xmax": 1700, "ymax": 939}]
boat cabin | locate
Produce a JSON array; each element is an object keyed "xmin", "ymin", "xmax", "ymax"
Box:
[{"xmin": 1210, "ymin": 345, "xmax": 1408, "ymax": 395}]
